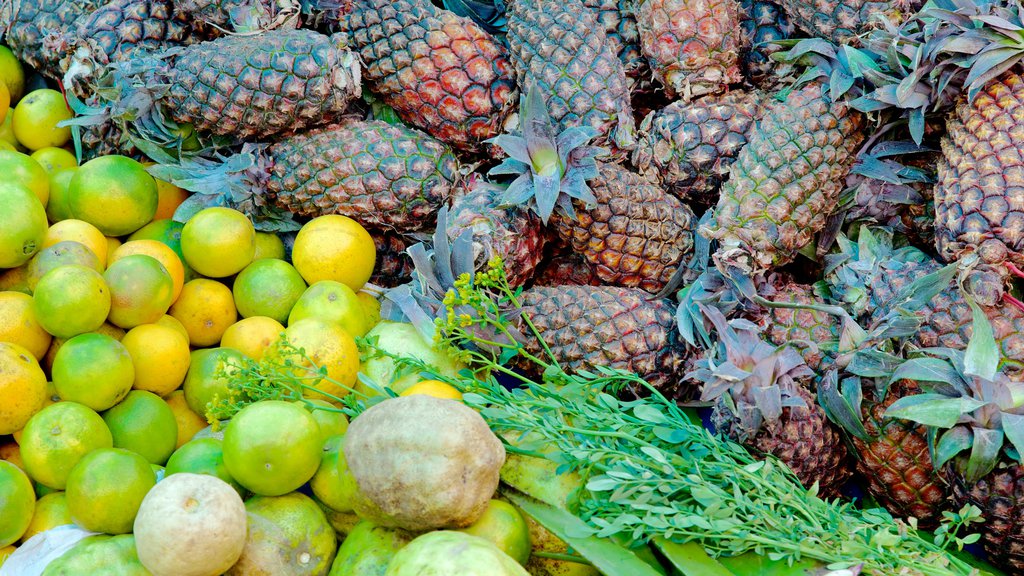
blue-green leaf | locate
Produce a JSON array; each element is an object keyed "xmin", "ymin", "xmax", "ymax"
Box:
[
  {"xmin": 652, "ymin": 539, "xmax": 733, "ymax": 576},
  {"xmin": 884, "ymin": 396, "xmax": 985, "ymax": 428},
  {"xmin": 965, "ymin": 298, "xmax": 999, "ymax": 381}
]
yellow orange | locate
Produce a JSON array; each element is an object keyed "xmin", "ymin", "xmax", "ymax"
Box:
[
  {"xmin": 154, "ymin": 314, "xmax": 189, "ymax": 344},
  {"xmin": 0, "ymin": 46, "xmax": 25, "ymax": 104},
  {"xmin": 11, "ymin": 88, "xmax": 72, "ymax": 150},
  {"xmin": 111, "ymin": 240, "xmax": 185, "ymax": 302},
  {"xmin": 0, "ymin": 342, "xmax": 47, "ymax": 435},
  {"xmin": 0, "ymin": 291, "xmax": 51, "ymax": 360},
  {"xmin": 180, "ymin": 207, "xmax": 255, "ymax": 278},
  {"xmin": 165, "ymin": 390, "xmax": 207, "ymax": 449},
  {"xmin": 121, "ymin": 323, "xmax": 191, "ymax": 397},
  {"xmin": 21, "ymin": 492, "xmax": 71, "ymax": 543},
  {"xmin": 147, "ymin": 166, "xmax": 189, "ymax": 221},
  {"xmin": 400, "ymin": 380, "xmax": 463, "ymax": 401},
  {"xmin": 220, "ymin": 316, "xmax": 284, "ymax": 360},
  {"xmin": 268, "ymin": 319, "xmax": 359, "ymax": 402},
  {"xmin": 43, "ymin": 322, "xmax": 125, "ymax": 375},
  {"xmin": 291, "ymin": 215, "xmax": 375, "ymax": 290},
  {"xmin": 29, "ymin": 147, "xmax": 76, "ymax": 174},
  {"xmin": 168, "ymin": 279, "xmax": 237, "ymax": 347},
  {"xmin": 67, "ymin": 155, "xmax": 158, "ymax": 237},
  {"xmin": 253, "ymin": 232, "xmax": 285, "ymax": 261},
  {"xmin": 42, "ymin": 219, "xmax": 108, "ymax": 268}
]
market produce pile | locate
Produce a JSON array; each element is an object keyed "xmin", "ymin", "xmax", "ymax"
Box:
[{"xmin": 2, "ymin": 0, "xmax": 1024, "ymax": 573}]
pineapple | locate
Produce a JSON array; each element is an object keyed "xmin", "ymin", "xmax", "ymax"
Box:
[
  {"xmin": 778, "ymin": 0, "xmax": 920, "ymax": 44},
  {"xmin": 688, "ymin": 305, "xmax": 851, "ymax": 496},
  {"xmin": 752, "ymin": 274, "xmax": 838, "ymax": 373},
  {"xmin": 843, "ymin": 152, "xmax": 936, "ymax": 247},
  {"xmin": 371, "ymin": 232, "xmax": 417, "ymax": 288},
  {"xmin": 1, "ymin": 0, "xmax": 104, "ymax": 79},
  {"xmin": 505, "ymin": 0, "xmax": 636, "ymax": 151},
  {"xmin": 581, "ymin": 0, "xmax": 647, "ymax": 82},
  {"xmin": 150, "ymin": 118, "xmax": 460, "ymax": 232},
  {"xmin": 885, "ymin": 337, "xmax": 1024, "ymax": 571},
  {"xmin": 489, "ymin": 85, "xmax": 697, "ymax": 294},
  {"xmin": 634, "ymin": 0, "xmax": 743, "ymax": 99},
  {"xmin": 446, "ymin": 176, "xmax": 547, "ymax": 288},
  {"xmin": 518, "ymin": 284, "xmax": 690, "ymax": 392},
  {"xmin": 334, "ymin": 0, "xmax": 518, "ymax": 153},
  {"xmin": 738, "ymin": 0, "xmax": 793, "ymax": 86},
  {"xmin": 822, "ymin": 376, "xmax": 948, "ymax": 527},
  {"xmin": 85, "ymin": 29, "xmax": 361, "ymax": 148},
  {"xmin": 708, "ymin": 79, "xmax": 866, "ymax": 273},
  {"xmin": 171, "ymin": 0, "xmax": 300, "ymax": 33},
  {"xmin": 632, "ymin": 90, "xmax": 762, "ymax": 207},
  {"xmin": 533, "ymin": 250, "xmax": 603, "ymax": 287},
  {"xmin": 934, "ymin": 71, "xmax": 1024, "ymax": 307}
]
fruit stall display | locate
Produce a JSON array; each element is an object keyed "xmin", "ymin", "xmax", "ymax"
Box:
[{"xmin": 1, "ymin": 0, "xmax": 1024, "ymax": 574}]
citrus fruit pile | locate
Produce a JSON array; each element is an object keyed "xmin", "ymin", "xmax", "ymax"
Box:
[{"xmin": 0, "ymin": 50, "xmax": 539, "ymax": 576}]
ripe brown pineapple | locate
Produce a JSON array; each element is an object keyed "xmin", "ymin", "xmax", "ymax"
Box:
[
  {"xmin": 581, "ymin": 0, "xmax": 647, "ymax": 81},
  {"xmin": 533, "ymin": 251, "xmax": 603, "ymax": 287},
  {"xmin": 632, "ymin": 90, "xmax": 762, "ymax": 207},
  {"xmin": 779, "ymin": 0, "xmax": 920, "ymax": 44},
  {"xmin": 635, "ymin": 0, "xmax": 743, "ymax": 99},
  {"xmin": 505, "ymin": 0, "xmax": 636, "ymax": 151},
  {"xmin": 370, "ymin": 232, "xmax": 417, "ymax": 288},
  {"xmin": 2, "ymin": 0, "xmax": 104, "ymax": 78},
  {"xmin": 335, "ymin": 0, "xmax": 518, "ymax": 153},
  {"xmin": 708, "ymin": 80, "xmax": 866, "ymax": 272}
]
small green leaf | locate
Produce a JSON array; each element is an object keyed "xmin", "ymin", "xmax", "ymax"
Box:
[
  {"xmin": 634, "ymin": 404, "xmax": 668, "ymax": 424},
  {"xmin": 934, "ymin": 427, "xmax": 973, "ymax": 470},
  {"xmin": 506, "ymin": 492, "xmax": 664, "ymax": 576}
]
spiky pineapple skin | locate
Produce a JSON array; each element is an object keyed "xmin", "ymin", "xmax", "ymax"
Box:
[
  {"xmin": 738, "ymin": 0, "xmax": 793, "ymax": 86},
  {"xmin": 2, "ymin": 0, "xmax": 103, "ymax": 78},
  {"xmin": 709, "ymin": 81, "xmax": 866, "ymax": 270},
  {"xmin": 370, "ymin": 232, "xmax": 417, "ymax": 287},
  {"xmin": 163, "ymin": 29, "xmax": 360, "ymax": 141},
  {"xmin": 935, "ymin": 72, "xmax": 1024, "ymax": 293},
  {"xmin": 635, "ymin": 0, "xmax": 742, "ymax": 99},
  {"xmin": 551, "ymin": 162, "xmax": 695, "ymax": 293},
  {"xmin": 948, "ymin": 464, "xmax": 1024, "ymax": 571},
  {"xmin": 336, "ymin": 0, "xmax": 517, "ymax": 153},
  {"xmin": 581, "ymin": 0, "xmax": 646, "ymax": 81},
  {"xmin": 633, "ymin": 91, "xmax": 761, "ymax": 207},
  {"xmin": 854, "ymin": 380, "xmax": 947, "ymax": 527},
  {"xmin": 713, "ymin": 385, "xmax": 851, "ymax": 497},
  {"xmin": 779, "ymin": 0, "xmax": 911, "ymax": 44},
  {"xmin": 264, "ymin": 119, "xmax": 460, "ymax": 233},
  {"xmin": 533, "ymin": 251, "xmax": 603, "ymax": 287},
  {"xmin": 518, "ymin": 285, "xmax": 689, "ymax": 391},
  {"xmin": 80, "ymin": 116, "xmax": 142, "ymax": 162},
  {"xmin": 447, "ymin": 179, "xmax": 546, "ymax": 288},
  {"xmin": 505, "ymin": 0, "xmax": 636, "ymax": 151},
  {"xmin": 754, "ymin": 275, "xmax": 838, "ymax": 373}
]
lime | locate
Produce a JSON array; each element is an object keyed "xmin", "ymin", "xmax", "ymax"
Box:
[
  {"xmin": 221, "ymin": 400, "xmax": 321, "ymax": 496},
  {"xmin": 102, "ymin": 391, "xmax": 178, "ymax": 465},
  {"xmin": 181, "ymin": 207, "xmax": 255, "ymax": 278},
  {"xmin": 32, "ymin": 265, "xmax": 111, "ymax": 339},
  {"xmin": 0, "ymin": 181, "xmax": 47, "ymax": 268},
  {"xmin": 289, "ymin": 280, "xmax": 368, "ymax": 338}
]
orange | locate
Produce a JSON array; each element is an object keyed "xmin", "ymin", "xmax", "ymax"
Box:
[
  {"xmin": 0, "ymin": 441, "xmax": 22, "ymax": 470},
  {"xmin": 42, "ymin": 219, "xmax": 107, "ymax": 268},
  {"xmin": 45, "ymin": 167, "xmax": 76, "ymax": 223},
  {"xmin": 102, "ymin": 391, "xmax": 178, "ymax": 465},
  {"xmin": 0, "ymin": 81, "xmax": 8, "ymax": 126},
  {"xmin": 292, "ymin": 215, "xmax": 375, "ymax": 290},
  {"xmin": 26, "ymin": 240, "xmax": 102, "ymax": 291},
  {"xmin": 121, "ymin": 323, "xmax": 190, "ymax": 397},
  {"xmin": 164, "ymin": 437, "xmax": 243, "ymax": 496},
  {"xmin": 165, "ymin": 390, "xmax": 206, "ymax": 449},
  {"xmin": 105, "ymin": 236, "xmax": 121, "ymax": 263},
  {"xmin": 67, "ymin": 155, "xmax": 158, "ymax": 237},
  {"xmin": 0, "ymin": 151, "xmax": 48, "ymax": 206},
  {"xmin": 111, "ymin": 240, "xmax": 185, "ymax": 302},
  {"xmin": 127, "ymin": 219, "xmax": 192, "ymax": 280},
  {"xmin": 42, "ymin": 322, "xmax": 125, "ymax": 375},
  {"xmin": 11, "ymin": 89, "xmax": 71, "ymax": 150},
  {"xmin": 149, "ymin": 168, "xmax": 189, "ymax": 221},
  {"xmin": 220, "ymin": 316, "xmax": 284, "ymax": 360},
  {"xmin": 30, "ymin": 147, "xmax": 76, "ymax": 173},
  {"xmin": 0, "ymin": 460, "xmax": 34, "ymax": 547},
  {"xmin": 155, "ymin": 314, "xmax": 190, "ymax": 344},
  {"xmin": 253, "ymin": 232, "xmax": 285, "ymax": 261},
  {"xmin": 357, "ymin": 291, "xmax": 381, "ymax": 328},
  {"xmin": 52, "ymin": 333, "xmax": 134, "ymax": 412},
  {"xmin": 169, "ymin": 279, "xmax": 236, "ymax": 347},
  {"xmin": 232, "ymin": 259, "xmax": 305, "ymax": 322},
  {"xmin": 0, "ymin": 46, "xmax": 25, "ymax": 104},
  {"xmin": 301, "ymin": 399, "xmax": 349, "ymax": 444},
  {"xmin": 32, "ymin": 265, "xmax": 111, "ymax": 338},
  {"xmin": 0, "ymin": 291, "xmax": 51, "ymax": 360},
  {"xmin": 182, "ymin": 347, "xmax": 245, "ymax": 418},
  {"xmin": 0, "ymin": 342, "xmax": 47, "ymax": 435},
  {"xmin": 0, "ymin": 181, "xmax": 47, "ymax": 268},
  {"xmin": 65, "ymin": 447, "xmax": 156, "ymax": 534},
  {"xmin": 0, "ymin": 266, "xmax": 30, "ymax": 295},
  {"xmin": 221, "ymin": 400, "xmax": 321, "ymax": 496},
  {"xmin": 458, "ymin": 500, "xmax": 531, "ymax": 565},
  {"xmin": 0, "ymin": 115, "xmax": 16, "ymax": 149},
  {"xmin": 18, "ymin": 401, "xmax": 113, "ymax": 490},
  {"xmin": 181, "ymin": 207, "xmax": 255, "ymax": 278},
  {"xmin": 103, "ymin": 254, "xmax": 175, "ymax": 329},
  {"xmin": 289, "ymin": 280, "xmax": 368, "ymax": 338},
  {"xmin": 269, "ymin": 319, "xmax": 359, "ymax": 402},
  {"xmin": 0, "ymin": 140, "xmax": 14, "ymax": 151},
  {"xmin": 309, "ymin": 435, "xmax": 357, "ymax": 513},
  {"xmin": 400, "ymin": 379, "xmax": 463, "ymax": 401},
  {"xmin": 21, "ymin": 491, "xmax": 71, "ymax": 543}
]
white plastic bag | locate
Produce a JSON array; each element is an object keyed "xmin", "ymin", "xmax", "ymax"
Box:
[{"xmin": 0, "ymin": 525, "xmax": 97, "ymax": 576}]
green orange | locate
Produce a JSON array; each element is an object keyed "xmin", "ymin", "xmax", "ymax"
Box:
[
  {"xmin": 26, "ymin": 240, "xmax": 102, "ymax": 291},
  {"xmin": 164, "ymin": 437, "xmax": 244, "ymax": 496},
  {"xmin": 19, "ymin": 402, "xmax": 113, "ymax": 490},
  {"xmin": 289, "ymin": 280, "xmax": 368, "ymax": 338},
  {"xmin": 0, "ymin": 291, "xmax": 52, "ymax": 360},
  {"xmin": 111, "ymin": 239, "xmax": 186, "ymax": 302},
  {"xmin": 165, "ymin": 390, "xmax": 206, "ymax": 449},
  {"xmin": 0, "ymin": 46, "xmax": 25, "ymax": 104},
  {"xmin": 68, "ymin": 156, "xmax": 158, "ymax": 237},
  {"xmin": 0, "ymin": 150, "xmax": 49, "ymax": 205},
  {"xmin": 222, "ymin": 400, "xmax": 322, "ymax": 496},
  {"xmin": 52, "ymin": 333, "xmax": 134, "ymax": 412},
  {"xmin": 44, "ymin": 168, "xmax": 75, "ymax": 223},
  {"xmin": 42, "ymin": 219, "xmax": 108, "ymax": 268},
  {"xmin": 0, "ymin": 460, "xmax": 34, "ymax": 547},
  {"xmin": 11, "ymin": 89, "xmax": 71, "ymax": 150},
  {"xmin": 458, "ymin": 499, "xmax": 532, "ymax": 565},
  {"xmin": 232, "ymin": 259, "xmax": 305, "ymax": 323},
  {"xmin": 182, "ymin": 347, "xmax": 245, "ymax": 419},
  {"xmin": 253, "ymin": 232, "xmax": 285, "ymax": 260},
  {"xmin": 181, "ymin": 207, "xmax": 255, "ymax": 278},
  {"xmin": 102, "ymin": 391, "xmax": 178, "ymax": 465},
  {"xmin": 32, "ymin": 265, "xmax": 111, "ymax": 338},
  {"xmin": 30, "ymin": 147, "xmax": 76, "ymax": 173},
  {"xmin": 66, "ymin": 447, "xmax": 156, "ymax": 534},
  {"xmin": 309, "ymin": 434, "xmax": 359, "ymax": 513},
  {"xmin": 103, "ymin": 254, "xmax": 175, "ymax": 329},
  {"xmin": 0, "ymin": 181, "xmax": 47, "ymax": 268},
  {"xmin": 128, "ymin": 219, "xmax": 193, "ymax": 280}
]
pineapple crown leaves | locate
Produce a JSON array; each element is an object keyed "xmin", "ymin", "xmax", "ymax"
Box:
[
  {"xmin": 141, "ymin": 141, "xmax": 301, "ymax": 232},
  {"xmin": 883, "ymin": 304, "xmax": 1024, "ymax": 484},
  {"xmin": 686, "ymin": 305, "xmax": 812, "ymax": 438},
  {"xmin": 773, "ymin": 39, "xmax": 880, "ymax": 105},
  {"xmin": 440, "ymin": 0, "xmax": 508, "ymax": 36},
  {"xmin": 487, "ymin": 83, "xmax": 605, "ymax": 225}
]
